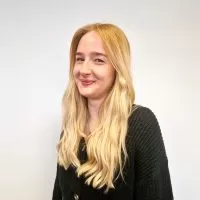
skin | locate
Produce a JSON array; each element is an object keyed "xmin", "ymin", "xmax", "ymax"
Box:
[{"xmin": 73, "ymin": 31, "xmax": 116, "ymax": 132}]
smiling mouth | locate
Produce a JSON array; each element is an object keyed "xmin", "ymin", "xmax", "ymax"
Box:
[{"xmin": 80, "ymin": 80, "xmax": 95, "ymax": 86}]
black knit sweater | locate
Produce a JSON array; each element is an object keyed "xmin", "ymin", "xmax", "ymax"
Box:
[{"xmin": 52, "ymin": 105, "xmax": 174, "ymax": 200}]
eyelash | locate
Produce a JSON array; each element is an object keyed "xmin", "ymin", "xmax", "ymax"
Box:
[
  {"xmin": 75, "ymin": 57, "xmax": 84, "ymax": 62},
  {"xmin": 94, "ymin": 58, "xmax": 104, "ymax": 63},
  {"xmin": 75, "ymin": 57, "xmax": 105, "ymax": 64}
]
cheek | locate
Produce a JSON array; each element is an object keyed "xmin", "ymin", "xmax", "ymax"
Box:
[
  {"xmin": 106, "ymin": 67, "xmax": 116, "ymax": 82},
  {"xmin": 106, "ymin": 69, "xmax": 116, "ymax": 88},
  {"xmin": 73, "ymin": 66, "xmax": 79, "ymax": 78}
]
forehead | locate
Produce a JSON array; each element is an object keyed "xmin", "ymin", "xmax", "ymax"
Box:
[{"xmin": 76, "ymin": 31, "xmax": 105, "ymax": 53}]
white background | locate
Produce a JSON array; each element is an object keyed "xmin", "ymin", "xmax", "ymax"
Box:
[{"xmin": 0, "ymin": 0, "xmax": 199, "ymax": 199}]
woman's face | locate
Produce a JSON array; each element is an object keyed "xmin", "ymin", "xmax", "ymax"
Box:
[{"xmin": 73, "ymin": 31, "xmax": 115, "ymax": 101}]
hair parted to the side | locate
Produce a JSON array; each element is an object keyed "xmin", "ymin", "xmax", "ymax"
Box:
[{"xmin": 57, "ymin": 23, "xmax": 136, "ymax": 192}]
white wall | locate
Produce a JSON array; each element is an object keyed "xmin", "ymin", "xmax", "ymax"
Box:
[{"xmin": 0, "ymin": 0, "xmax": 199, "ymax": 199}]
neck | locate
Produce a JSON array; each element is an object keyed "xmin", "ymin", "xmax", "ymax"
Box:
[
  {"xmin": 87, "ymin": 98, "xmax": 103, "ymax": 120},
  {"xmin": 86, "ymin": 97, "xmax": 106, "ymax": 135}
]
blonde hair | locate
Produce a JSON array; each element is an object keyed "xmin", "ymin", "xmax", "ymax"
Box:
[{"xmin": 57, "ymin": 23, "xmax": 135, "ymax": 192}]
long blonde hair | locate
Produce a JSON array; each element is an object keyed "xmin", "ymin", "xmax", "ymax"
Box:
[{"xmin": 57, "ymin": 23, "xmax": 135, "ymax": 192}]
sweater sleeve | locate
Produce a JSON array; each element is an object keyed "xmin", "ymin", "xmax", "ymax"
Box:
[
  {"xmin": 52, "ymin": 131, "xmax": 64, "ymax": 200},
  {"xmin": 52, "ymin": 163, "xmax": 62, "ymax": 200},
  {"xmin": 133, "ymin": 106, "xmax": 174, "ymax": 200}
]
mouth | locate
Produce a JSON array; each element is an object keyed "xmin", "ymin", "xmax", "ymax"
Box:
[{"xmin": 80, "ymin": 79, "xmax": 95, "ymax": 86}]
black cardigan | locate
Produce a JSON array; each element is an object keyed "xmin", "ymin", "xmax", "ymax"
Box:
[{"xmin": 52, "ymin": 106, "xmax": 174, "ymax": 200}]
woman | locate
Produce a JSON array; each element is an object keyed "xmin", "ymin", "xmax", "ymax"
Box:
[{"xmin": 52, "ymin": 23, "xmax": 174, "ymax": 200}]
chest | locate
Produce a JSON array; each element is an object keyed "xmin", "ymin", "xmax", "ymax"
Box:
[{"xmin": 58, "ymin": 138, "xmax": 135, "ymax": 200}]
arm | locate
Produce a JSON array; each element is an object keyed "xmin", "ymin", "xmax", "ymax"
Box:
[
  {"xmin": 134, "ymin": 107, "xmax": 174, "ymax": 200},
  {"xmin": 52, "ymin": 163, "xmax": 62, "ymax": 200},
  {"xmin": 52, "ymin": 131, "xmax": 64, "ymax": 200}
]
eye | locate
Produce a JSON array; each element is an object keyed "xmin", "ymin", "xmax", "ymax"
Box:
[
  {"xmin": 75, "ymin": 57, "xmax": 84, "ymax": 63},
  {"xmin": 94, "ymin": 58, "xmax": 105, "ymax": 64}
]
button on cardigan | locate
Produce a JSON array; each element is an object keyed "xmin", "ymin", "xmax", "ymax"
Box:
[{"xmin": 52, "ymin": 105, "xmax": 174, "ymax": 200}]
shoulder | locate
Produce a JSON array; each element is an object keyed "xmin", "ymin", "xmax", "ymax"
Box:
[
  {"xmin": 128, "ymin": 104, "xmax": 159, "ymax": 129},
  {"xmin": 127, "ymin": 104, "xmax": 165, "ymax": 153}
]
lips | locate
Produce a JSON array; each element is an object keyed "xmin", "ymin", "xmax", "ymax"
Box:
[{"xmin": 80, "ymin": 79, "xmax": 95, "ymax": 86}]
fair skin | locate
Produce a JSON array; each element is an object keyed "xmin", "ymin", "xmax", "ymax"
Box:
[{"xmin": 73, "ymin": 31, "xmax": 116, "ymax": 132}]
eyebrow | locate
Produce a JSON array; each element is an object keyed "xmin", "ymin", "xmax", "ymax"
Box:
[{"xmin": 75, "ymin": 51, "xmax": 107, "ymax": 57}]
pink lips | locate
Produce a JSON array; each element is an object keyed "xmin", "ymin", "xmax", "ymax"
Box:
[{"xmin": 80, "ymin": 79, "xmax": 95, "ymax": 86}]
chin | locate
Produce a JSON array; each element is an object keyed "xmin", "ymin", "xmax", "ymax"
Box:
[
  {"xmin": 78, "ymin": 87, "xmax": 96, "ymax": 99},
  {"xmin": 79, "ymin": 92, "xmax": 93, "ymax": 98}
]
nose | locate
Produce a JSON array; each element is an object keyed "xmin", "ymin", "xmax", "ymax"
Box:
[{"xmin": 79, "ymin": 60, "xmax": 91, "ymax": 75}]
